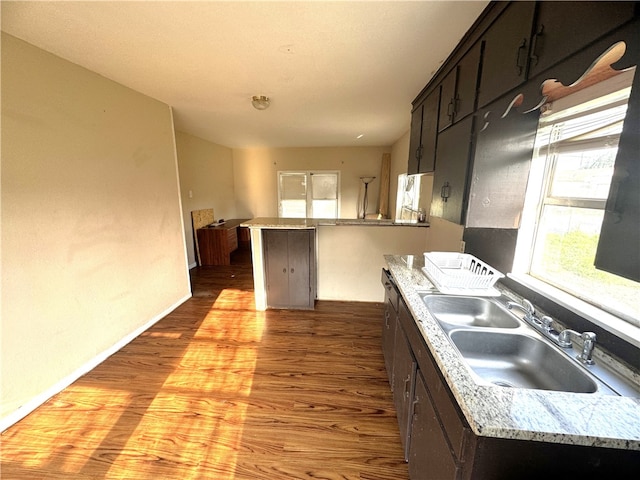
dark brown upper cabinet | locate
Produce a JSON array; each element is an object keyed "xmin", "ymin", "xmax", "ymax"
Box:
[
  {"xmin": 438, "ymin": 42, "xmax": 482, "ymax": 132},
  {"xmin": 595, "ymin": 31, "xmax": 640, "ymax": 283},
  {"xmin": 527, "ymin": 1, "xmax": 637, "ymax": 80},
  {"xmin": 477, "ymin": 1, "xmax": 536, "ymax": 109},
  {"xmin": 408, "ymin": 87, "xmax": 440, "ymax": 175},
  {"xmin": 430, "ymin": 116, "xmax": 474, "ymax": 225},
  {"xmin": 466, "ymin": 94, "xmax": 539, "ymax": 229}
]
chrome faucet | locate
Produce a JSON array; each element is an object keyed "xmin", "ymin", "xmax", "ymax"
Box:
[
  {"xmin": 506, "ymin": 298, "xmax": 597, "ymax": 365},
  {"xmin": 507, "ymin": 299, "xmax": 554, "ymax": 334},
  {"xmin": 558, "ymin": 329, "xmax": 597, "ymax": 365},
  {"xmin": 506, "ymin": 299, "xmax": 536, "ymax": 322}
]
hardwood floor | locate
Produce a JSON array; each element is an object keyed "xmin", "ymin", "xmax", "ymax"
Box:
[{"xmin": 1, "ymin": 246, "xmax": 409, "ymax": 479}]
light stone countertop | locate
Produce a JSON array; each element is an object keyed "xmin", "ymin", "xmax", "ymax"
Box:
[
  {"xmin": 385, "ymin": 254, "xmax": 640, "ymax": 451},
  {"xmin": 241, "ymin": 217, "xmax": 318, "ymax": 229},
  {"xmin": 241, "ymin": 217, "xmax": 429, "ymax": 228}
]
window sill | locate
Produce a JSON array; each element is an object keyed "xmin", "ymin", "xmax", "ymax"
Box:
[{"xmin": 507, "ymin": 273, "xmax": 640, "ymax": 349}]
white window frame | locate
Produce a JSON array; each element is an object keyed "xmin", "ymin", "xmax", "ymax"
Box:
[
  {"xmin": 277, "ymin": 171, "xmax": 340, "ymax": 219},
  {"xmin": 512, "ymin": 70, "xmax": 639, "ymax": 347}
]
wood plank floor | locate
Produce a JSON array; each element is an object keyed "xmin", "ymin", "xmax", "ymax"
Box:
[{"xmin": 1, "ymin": 247, "xmax": 409, "ymax": 479}]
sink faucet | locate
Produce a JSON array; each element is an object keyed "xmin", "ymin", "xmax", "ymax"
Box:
[
  {"xmin": 558, "ymin": 329, "xmax": 597, "ymax": 365},
  {"xmin": 506, "ymin": 299, "xmax": 536, "ymax": 322},
  {"xmin": 507, "ymin": 299, "xmax": 553, "ymax": 332},
  {"xmin": 506, "ymin": 299, "xmax": 597, "ymax": 365}
]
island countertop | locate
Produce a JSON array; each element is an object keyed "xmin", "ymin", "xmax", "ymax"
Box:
[
  {"xmin": 385, "ymin": 254, "xmax": 640, "ymax": 450},
  {"xmin": 241, "ymin": 217, "xmax": 429, "ymax": 229}
]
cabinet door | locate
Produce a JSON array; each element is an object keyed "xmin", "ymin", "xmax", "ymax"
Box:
[
  {"xmin": 287, "ymin": 230, "xmax": 313, "ymax": 308},
  {"xmin": 466, "ymin": 94, "xmax": 539, "ymax": 229},
  {"xmin": 382, "ymin": 294, "xmax": 397, "ymax": 389},
  {"xmin": 438, "ymin": 69, "xmax": 457, "ymax": 132},
  {"xmin": 477, "ymin": 1, "xmax": 536, "ymax": 108},
  {"xmin": 528, "ymin": 1, "xmax": 637, "ymax": 79},
  {"xmin": 455, "ymin": 42, "xmax": 481, "ymax": 123},
  {"xmin": 430, "ymin": 116, "xmax": 474, "ymax": 225},
  {"xmin": 418, "ymin": 88, "xmax": 440, "ymax": 174},
  {"xmin": 408, "ymin": 373, "xmax": 459, "ymax": 480},
  {"xmin": 392, "ymin": 324, "xmax": 417, "ymax": 461},
  {"xmin": 595, "ymin": 64, "xmax": 640, "ymax": 282},
  {"xmin": 439, "ymin": 43, "xmax": 481, "ymax": 132},
  {"xmin": 408, "ymin": 104, "xmax": 424, "ymax": 175},
  {"xmin": 263, "ymin": 229, "xmax": 290, "ymax": 307}
]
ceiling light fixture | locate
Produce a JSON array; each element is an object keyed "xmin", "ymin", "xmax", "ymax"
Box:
[{"xmin": 251, "ymin": 95, "xmax": 270, "ymax": 110}]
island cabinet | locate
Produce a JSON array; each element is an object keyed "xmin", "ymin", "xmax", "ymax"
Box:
[
  {"xmin": 407, "ymin": 88, "xmax": 440, "ymax": 175},
  {"xmin": 262, "ymin": 229, "xmax": 316, "ymax": 309},
  {"xmin": 381, "ymin": 269, "xmax": 399, "ymax": 388}
]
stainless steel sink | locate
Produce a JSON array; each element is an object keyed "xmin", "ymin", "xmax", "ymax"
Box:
[
  {"xmin": 419, "ymin": 293, "xmax": 630, "ymax": 395},
  {"xmin": 422, "ymin": 295, "xmax": 520, "ymax": 329},
  {"xmin": 449, "ymin": 330, "xmax": 599, "ymax": 393}
]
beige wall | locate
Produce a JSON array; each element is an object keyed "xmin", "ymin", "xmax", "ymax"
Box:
[
  {"xmin": 1, "ymin": 34, "xmax": 191, "ymax": 422},
  {"xmin": 318, "ymin": 226, "xmax": 429, "ymax": 302},
  {"xmin": 232, "ymin": 146, "xmax": 390, "ymax": 218},
  {"xmin": 176, "ymin": 131, "xmax": 236, "ymax": 266}
]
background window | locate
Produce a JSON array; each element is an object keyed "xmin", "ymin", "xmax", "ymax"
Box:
[{"xmin": 278, "ymin": 171, "xmax": 339, "ymax": 218}]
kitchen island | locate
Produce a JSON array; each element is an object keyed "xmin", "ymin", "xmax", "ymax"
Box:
[
  {"xmin": 241, "ymin": 217, "xmax": 429, "ymax": 309},
  {"xmin": 384, "ymin": 253, "xmax": 640, "ymax": 477}
]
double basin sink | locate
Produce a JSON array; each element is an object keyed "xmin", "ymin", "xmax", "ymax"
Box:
[{"xmin": 420, "ymin": 294, "xmax": 634, "ymax": 395}]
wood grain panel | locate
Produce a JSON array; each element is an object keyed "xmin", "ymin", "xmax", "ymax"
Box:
[{"xmin": 1, "ymin": 246, "xmax": 408, "ymax": 479}]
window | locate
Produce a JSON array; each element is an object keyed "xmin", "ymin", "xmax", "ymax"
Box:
[
  {"xmin": 395, "ymin": 173, "xmax": 423, "ymax": 222},
  {"xmin": 278, "ymin": 171, "xmax": 339, "ymax": 218},
  {"xmin": 515, "ymin": 71, "xmax": 639, "ymax": 329}
]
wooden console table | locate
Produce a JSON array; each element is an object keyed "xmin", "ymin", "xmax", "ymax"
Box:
[{"xmin": 196, "ymin": 219, "xmax": 249, "ymax": 266}]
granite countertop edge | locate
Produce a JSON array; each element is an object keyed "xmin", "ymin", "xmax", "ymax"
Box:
[{"xmin": 384, "ymin": 254, "xmax": 640, "ymax": 451}]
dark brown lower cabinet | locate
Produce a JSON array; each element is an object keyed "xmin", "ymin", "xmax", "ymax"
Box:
[
  {"xmin": 263, "ymin": 229, "xmax": 316, "ymax": 309},
  {"xmin": 381, "ymin": 269, "xmax": 399, "ymax": 388},
  {"xmin": 392, "ymin": 320, "xmax": 417, "ymax": 462},
  {"xmin": 409, "ymin": 372, "xmax": 458, "ymax": 480}
]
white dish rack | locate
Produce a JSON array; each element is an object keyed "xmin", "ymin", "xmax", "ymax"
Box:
[{"xmin": 421, "ymin": 252, "xmax": 504, "ymax": 296}]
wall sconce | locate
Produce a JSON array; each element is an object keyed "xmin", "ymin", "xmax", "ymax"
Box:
[
  {"xmin": 252, "ymin": 95, "xmax": 270, "ymax": 110},
  {"xmin": 440, "ymin": 181, "xmax": 451, "ymax": 203}
]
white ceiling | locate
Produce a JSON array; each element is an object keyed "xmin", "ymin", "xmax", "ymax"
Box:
[{"xmin": 1, "ymin": 1, "xmax": 489, "ymax": 148}]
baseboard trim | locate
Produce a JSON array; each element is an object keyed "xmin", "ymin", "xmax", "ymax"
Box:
[{"xmin": 0, "ymin": 292, "xmax": 192, "ymax": 432}]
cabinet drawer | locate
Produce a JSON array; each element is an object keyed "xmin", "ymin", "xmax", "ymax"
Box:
[
  {"xmin": 227, "ymin": 228, "xmax": 238, "ymax": 252},
  {"xmin": 381, "ymin": 268, "xmax": 399, "ymax": 313},
  {"xmin": 399, "ymin": 301, "xmax": 469, "ymax": 460}
]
